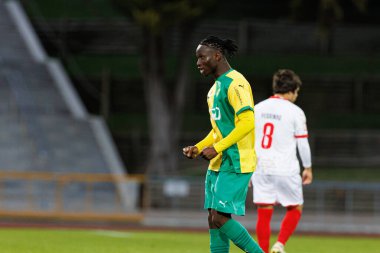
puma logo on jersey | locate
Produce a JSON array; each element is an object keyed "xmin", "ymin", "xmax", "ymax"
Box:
[
  {"xmin": 218, "ymin": 200, "xmax": 227, "ymax": 207},
  {"xmin": 210, "ymin": 107, "xmax": 221, "ymax": 120}
]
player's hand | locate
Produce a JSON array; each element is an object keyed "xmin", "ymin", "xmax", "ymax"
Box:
[
  {"xmin": 200, "ymin": 147, "xmax": 218, "ymax": 160},
  {"xmin": 182, "ymin": 146, "xmax": 198, "ymax": 159},
  {"xmin": 302, "ymin": 167, "xmax": 313, "ymax": 185}
]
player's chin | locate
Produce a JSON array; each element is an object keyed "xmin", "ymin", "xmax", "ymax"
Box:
[{"xmin": 199, "ymin": 69, "xmax": 209, "ymax": 76}]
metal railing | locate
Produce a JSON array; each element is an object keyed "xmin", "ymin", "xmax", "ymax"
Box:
[
  {"xmin": 303, "ymin": 180, "xmax": 380, "ymax": 214},
  {"xmin": 310, "ymin": 130, "xmax": 380, "ymax": 167},
  {"xmin": 0, "ymin": 171, "xmax": 144, "ymax": 222},
  {"xmin": 145, "ymin": 176, "xmax": 380, "ymax": 216},
  {"xmin": 0, "ymin": 172, "xmax": 378, "ymax": 223}
]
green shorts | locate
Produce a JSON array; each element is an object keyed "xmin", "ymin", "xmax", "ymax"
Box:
[{"xmin": 204, "ymin": 170, "xmax": 253, "ymax": 216}]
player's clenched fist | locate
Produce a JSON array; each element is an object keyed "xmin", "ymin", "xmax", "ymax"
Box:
[{"xmin": 182, "ymin": 146, "xmax": 199, "ymax": 159}]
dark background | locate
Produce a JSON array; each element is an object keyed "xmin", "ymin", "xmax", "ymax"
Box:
[{"xmin": 21, "ymin": 0, "xmax": 380, "ymax": 178}]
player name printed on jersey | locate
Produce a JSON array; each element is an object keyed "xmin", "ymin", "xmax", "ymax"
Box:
[
  {"xmin": 261, "ymin": 113, "xmax": 282, "ymax": 121},
  {"xmin": 255, "ymin": 97, "xmax": 308, "ymax": 176}
]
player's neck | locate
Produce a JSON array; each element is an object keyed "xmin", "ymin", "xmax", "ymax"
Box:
[
  {"xmin": 273, "ymin": 94, "xmax": 287, "ymax": 100},
  {"xmin": 273, "ymin": 93, "xmax": 293, "ymax": 102},
  {"xmin": 214, "ymin": 62, "xmax": 231, "ymax": 79}
]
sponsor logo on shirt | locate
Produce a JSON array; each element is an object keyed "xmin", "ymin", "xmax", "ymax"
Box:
[
  {"xmin": 211, "ymin": 107, "xmax": 221, "ymax": 120},
  {"xmin": 234, "ymin": 86, "xmax": 243, "ymax": 105}
]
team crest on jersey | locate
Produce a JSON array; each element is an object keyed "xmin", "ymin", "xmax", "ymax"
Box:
[{"xmin": 210, "ymin": 107, "xmax": 221, "ymax": 120}]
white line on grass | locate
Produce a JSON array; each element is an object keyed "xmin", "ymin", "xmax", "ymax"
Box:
[{"xmin": 93, "ymin": 230, "xmax": 133, "ymax": 238}]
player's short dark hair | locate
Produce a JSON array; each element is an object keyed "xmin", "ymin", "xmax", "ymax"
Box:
[
  {"xmin": 272, "ymin": 69, "xmax": 302, "ymax": 94},
  {"xmin": 199, "ymin": 35, "xmax": 238, "ymax": 57}
]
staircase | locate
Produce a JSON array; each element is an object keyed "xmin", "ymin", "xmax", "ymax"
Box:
[{"xmin": 0, "ymin": 1, "xmax": 137, "ymax": 216}]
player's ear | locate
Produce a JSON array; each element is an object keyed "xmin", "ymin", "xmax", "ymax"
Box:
[{"xmin": 214, "ymin": 51, "xmax": 222, "ymax": 61}]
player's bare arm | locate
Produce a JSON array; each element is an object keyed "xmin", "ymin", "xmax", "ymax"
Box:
[
  {"xmin": 182, "ymin": 146, "xmax": 199, "ymax": 159},
  {"xmin": 302, "ymin": 167, "xmax": 313, "ymax": 185}
]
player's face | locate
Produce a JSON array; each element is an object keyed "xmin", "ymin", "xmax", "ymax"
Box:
[
  {"xmin": 289, "ymin": 88, "xmax": 300, "ymax": 103},
  {"xmin": 195, "ymin": 45, "xmax": 218, "ymax": 77}
]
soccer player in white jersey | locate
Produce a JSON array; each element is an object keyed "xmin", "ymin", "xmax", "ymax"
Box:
[{"xmin": 251, "ymin": 69, "xmax": 313, "ymax": 253}]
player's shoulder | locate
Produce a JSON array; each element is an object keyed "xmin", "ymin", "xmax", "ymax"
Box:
[
  {"xmin": 255, "ymin": 98, "xmax": 268, "ymax": 107},
  {"xmin": 256, "ymin": 97, "xmax": 273, "ymax": 105},
  {"xmin": 226, "ymin": 69, "xmax": 250, "ymax": 86},
  {"xmin": 254, "ymin": 99, "xmax": 272, "ymax": 113},
  {"xmin": 289, "ymin": 102, "xmax": 305, "ymax": 113},
  {"xmin": 256, "ymin": 98, "xmax": 304, "ymax": 113},
  {"xmin": 256, "ymin": 97, "xmax": 281, "ymax": 106},
  {"xmin": 286, "ymin": 102, "xmax": 306, "ymax": 120},
  {"xmin": 226, "ymin": 69, "xmax": 245, "ymax": 79}
]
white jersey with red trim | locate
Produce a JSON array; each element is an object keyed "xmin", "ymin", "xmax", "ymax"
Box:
[{"xmin": 254, "ymin": 96, "xmax": 309, "ymax": 176}]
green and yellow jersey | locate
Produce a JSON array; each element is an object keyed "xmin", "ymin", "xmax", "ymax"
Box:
[{"xmin": 196, "ymin": 69, "xmax": 257, "ymax": 173}]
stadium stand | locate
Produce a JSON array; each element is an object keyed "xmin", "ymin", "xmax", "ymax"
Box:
[{"xmin": 0, "ymin": 0, "xmax": 141, "ymax": 221}]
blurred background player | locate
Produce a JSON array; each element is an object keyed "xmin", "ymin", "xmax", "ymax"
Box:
[
  {"xmin": 183, "ymin": 35, "xmax": 262, "ymax": 253},
  {"xmin": 251, "ymin": 69, "xmax": 313, "ymax": 253}
]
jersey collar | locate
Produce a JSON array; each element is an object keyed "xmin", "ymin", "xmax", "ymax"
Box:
[
  {"xmin": 270, "ymin": 95, "xmax": 286, "ymax": 100},
  {"xmin": 216, "ymin": 69, "xmax": 234, "ymax": 81}
]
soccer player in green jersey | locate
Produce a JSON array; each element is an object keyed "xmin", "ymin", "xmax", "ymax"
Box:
[{"xmin": 183, "ymin": 36, "xmax": 263, "ymax": 253}]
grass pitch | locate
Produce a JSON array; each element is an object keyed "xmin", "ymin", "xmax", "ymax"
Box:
[{"xmin": 0, "ymin": 228, "xmax": 378, "ymax": 253}]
